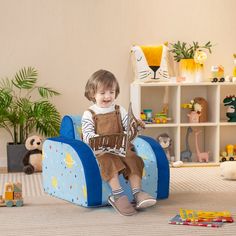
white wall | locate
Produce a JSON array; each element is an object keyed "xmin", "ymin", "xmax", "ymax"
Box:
[{"xmin": 1, "ymin": 0, "xmax": 236, "ymax": 166}]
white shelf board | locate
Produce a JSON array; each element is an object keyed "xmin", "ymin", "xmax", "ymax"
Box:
[
  {"xmin": 132, "ymin": 80, "xmax": 236, "ymax": 87},
  {"xmin": 145, "ymin": 123, "xmax": 178, "ymax": 128},
  {"xmin": 180, "ymin": 122, "xmax": 217, "ymax": 127},
  {"xmin": 220, "ymin": 122, "xmax": 236, "ymax": 126},
  {"xmin": 180, "ymin": 162, "xmax": 220, "ymax": 167}
]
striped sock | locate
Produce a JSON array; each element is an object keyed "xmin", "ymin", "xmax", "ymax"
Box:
[
  {"xmin": 112, "ymin": 187, "xmax": 124, "ymax": 199},
  {"xmin": 132, "ymin": 188, "xmax": 141, "ymax": 196}
]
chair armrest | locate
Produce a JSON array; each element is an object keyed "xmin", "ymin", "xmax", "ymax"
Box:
[
  {"xmin": 133, "ymin": 135, "xmax": 170, "ymax": 199},
  {"xmin": 43, "ymin": 137, "xmax": 104, "ymax": 207}
]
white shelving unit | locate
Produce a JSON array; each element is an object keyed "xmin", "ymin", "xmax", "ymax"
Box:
[{"xmin": 130, "ymin": 81, "xmax": 236, "ymax": 165}]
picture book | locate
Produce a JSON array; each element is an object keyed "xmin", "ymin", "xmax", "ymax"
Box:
[
  {"xmin": 179, "ymin": 208, "xmax": 234, "ymax": 223},
  {"xmin": 169, "ymin": 215, "xmax": 223, "ymax": 228}
]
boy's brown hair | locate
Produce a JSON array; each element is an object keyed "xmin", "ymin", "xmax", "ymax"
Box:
[{"xmin": 84, "ymin": 69, "xmax": 120, "ymax": 102}]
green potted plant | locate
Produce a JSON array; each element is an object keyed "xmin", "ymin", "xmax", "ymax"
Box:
[
  {"xmin": 170, "ymin": 41, "xmax": 213, "ymax": 82},
  {"xmin": 0, "ymin": 67, "xmax": 61, "ymax": 172}
]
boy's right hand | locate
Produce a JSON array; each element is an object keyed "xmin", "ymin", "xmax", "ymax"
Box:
[{"xmin": 137, "ymin": 119, "xmax": 145, "ymax": 130}]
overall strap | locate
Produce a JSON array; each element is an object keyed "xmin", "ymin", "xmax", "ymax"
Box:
[
  {"xmin": 87, "ymin": 108, "xmax": 96, "ymax": 118},
  {"xmin": 114, "ymin": 105, "xmax": 120, "ymax": 112},
  {"xmin": 114, "ymin": 105, "xmax": 121, "ymax": 118},
  {"xmin": 114, "ymin": 105, "xmax": 124, "ymax": 132},
  {"xmin": 87, "ymin": 109, "xmax": 97, "ymax": 132}
]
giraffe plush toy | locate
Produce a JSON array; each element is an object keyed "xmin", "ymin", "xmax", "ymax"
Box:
[{"xmin": 194, "ymin": 130, "xmax": 209, "ymax": 162}]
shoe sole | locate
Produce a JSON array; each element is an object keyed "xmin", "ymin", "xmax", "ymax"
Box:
[
  {"xmin": 108, "ymin": 196, "xmax": 137, "ymax": 216},
  {"xmin": 136, "ymin": 199, "xmax": 157, "ymax": 209}
]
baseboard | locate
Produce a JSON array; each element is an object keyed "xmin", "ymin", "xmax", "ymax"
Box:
[
  {"xmin": 0, "ymin": 167, "xmax": 8, "ymax": 173},
  {"xmin": 170, "ymin": 162, "xmax": 220, "ymax": 168}
]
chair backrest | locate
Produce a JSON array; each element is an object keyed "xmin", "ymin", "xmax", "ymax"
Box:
[{"xmin": 60, "ymin": 115, "xmax": 82, "ymax": 140}]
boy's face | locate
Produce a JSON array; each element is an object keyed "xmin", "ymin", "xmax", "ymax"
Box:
[{"xmin": 94, "ymin": 84, "xmax": 116, "ymax": 108}]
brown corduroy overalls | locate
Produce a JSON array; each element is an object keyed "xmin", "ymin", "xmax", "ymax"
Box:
[{"xmin": 88, "ymin": 105, "xmax": 144, "ymax": 182}]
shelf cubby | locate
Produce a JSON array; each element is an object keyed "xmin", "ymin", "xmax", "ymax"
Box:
[{"xmin": 130, "ymin": 81, "xmax": 236, "ymax": 165}]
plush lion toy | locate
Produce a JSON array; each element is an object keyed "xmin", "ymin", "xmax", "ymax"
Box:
[{"xmin": 22, "ymin": 135, "xmax": 43, "ymax": 175}]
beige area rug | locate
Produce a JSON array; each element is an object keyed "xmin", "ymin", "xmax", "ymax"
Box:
[{"xmin": 0, "ymin": 167, "xmax": 236, "ymax": 236}]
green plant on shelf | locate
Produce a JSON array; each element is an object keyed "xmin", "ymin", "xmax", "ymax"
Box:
[{"xmin": 170, "ymin": 41, "xmax": 213, "ymax": 62}]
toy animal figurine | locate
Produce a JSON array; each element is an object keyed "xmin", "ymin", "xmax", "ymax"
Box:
[
  {"xmin": 194, "ymin": 130, "xmax": 209, "ymax": 162},
  {"xmin": 194, "ymin": 97, "xmax": 208, "ymax": 122},
  {"xmin": 157, "ymin": 133, "xmax": 175, "ymax": 163},
  {"xmin": 223, "ymin": 95, "xmax": 236, "ymax": 122},
  {"xmin": 188, "ymin": 111, "xmax": 201, "ymax": 123},
  {"xmin": 23, "ymin": 135, "xmax": 43, "ymax": 174},
  {"xmin": 181, "ymin": 127, "xmax": 193, "ymax": 162}
]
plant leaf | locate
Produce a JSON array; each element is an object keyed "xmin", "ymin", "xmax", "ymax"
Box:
[
  {"xmin": 13, "ymin": 67, "xmax": 38, "ymax": 89},
  {"xmin": 38, "ymin": 87, "xmax": 60, "ymax": 98}
]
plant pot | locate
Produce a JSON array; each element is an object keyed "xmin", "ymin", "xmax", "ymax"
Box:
[
  {"xmin": 179, "ymin": 59, "xmax": 203, "ymax": 82},
  {"xmin": 7, "ymin": 143, "xmax": 27, "ymax": 172}
]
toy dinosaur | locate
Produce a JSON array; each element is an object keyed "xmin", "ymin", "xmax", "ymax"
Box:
[{"xmin": 223, "ymin": 95, "xmax": 236, "ymax": 122}]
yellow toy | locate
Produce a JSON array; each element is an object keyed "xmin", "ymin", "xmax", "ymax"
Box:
[
  {"xmin": 155, "ymin": 113, "xmax": 167, "ymax": 124},
  {"xmin": 211, "ymin": 65, "xmax": 225, "ymax": 82},
  {"xmin": 220, "ymin": 144, "xmax": 236, "ymax": 162},
  {"xmin": 0, "ymin": 182, "xmax": 23, "ymax": 207},
  {"xmin": 233, "ymin": 54, "xmax": 236, "ymax": 82},
  {"xmin": 140, "ymin": 112, "xmax": 146, "ymax": 121}
]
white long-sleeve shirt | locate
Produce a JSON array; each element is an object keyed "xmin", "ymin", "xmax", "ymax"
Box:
[{"xmin": 81, "ymin": 104, "xmax": 128, "ymax": 144}]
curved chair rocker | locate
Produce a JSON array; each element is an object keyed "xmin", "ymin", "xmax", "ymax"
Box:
[{"xmin": 42, "ymin": 115, "xmax": 170, "ymax": 207}]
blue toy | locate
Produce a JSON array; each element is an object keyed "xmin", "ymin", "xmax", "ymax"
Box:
[
  {"xmin": 42, "ymin": 115, "xmax": 170, "ymax": 207},
  {"xmin": 180, "ymin": 127, "xmax": 193, "ymax": 162}
]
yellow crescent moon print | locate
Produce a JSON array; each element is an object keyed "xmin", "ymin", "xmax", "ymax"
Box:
[
  {"xmin": 64, "ymin": 153, "xmax": 75, "ymax": 168},
  {"xmin": 51, "ymin": 176, "xmax": 58, "ymax": 188},
  {"xmin": 142, "ymin": 168, "xmax": 146, "ymax": 177},
  {"xmin": 82, "ymin": 185, "xmax": 87, "ymax": 199}
]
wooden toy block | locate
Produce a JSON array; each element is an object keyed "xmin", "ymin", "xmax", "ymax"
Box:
[
  {"xmin": 14, "ymin": 192, "xmax": 22, "ymax": 199},
  {"xmin": 0, "ymin": 195, "xmax": 4, "ymax": 204},
  {"xmin": 4, "ymin": 191, "xmax": 13, "ymax": 200},
  {"xmin": 13, "ymin": 183, "xmax": 22, "ymax": 192},
  {"xmin": 4, "ymin": 183, "xmax": 14, "ymax": 192}
]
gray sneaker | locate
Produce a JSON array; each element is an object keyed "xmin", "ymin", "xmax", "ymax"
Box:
[
  {"xmin": 108, "ymin": 195, "xmax": 137, "ymax": 216},
  {"xmin": 135, "ymin": 191, "xmax": 157, "ymax": 209}
]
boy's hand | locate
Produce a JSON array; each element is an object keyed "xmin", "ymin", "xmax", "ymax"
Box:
[{"xmin": 137, "ymin": 119, "xmax": 145, "ymax": 130}]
